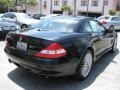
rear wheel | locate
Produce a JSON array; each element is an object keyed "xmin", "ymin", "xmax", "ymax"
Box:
[
  {"xmin": 75, "ymin": 50, "xmax": 93, "ymax": 80},
  {"xmin": 21, "ymin": 24, "xmax": 28, "ymax": 29}
]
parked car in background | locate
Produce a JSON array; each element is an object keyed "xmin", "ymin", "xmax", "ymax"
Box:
[
  {"xmin": 40, "ymin": 14, "xmax": 62, "ymax": 20},
  {"xmin": 4, "ymin": 16, "xmax": 117, "ymax": 80},
  {"xmin": 0, "ymin": 14, "xmax": 3, "ymax": 18},
  {"xmin": 97, "ymin": 16, "xmax": 120, "ymax": 30},
  {"xmin": 32, "ymin": 14, "xmax": 45, "ymax": 20},
  {"xmin": 31, "ymin": 14, "xmax": 62, "ymax": 27},
  {"xmin": 0, "ymin": 18, "xmax": 20, "ymax": 38},
  {"xmin": 1, "ymin": 12, "xmax": 39, "ymax": 29}
]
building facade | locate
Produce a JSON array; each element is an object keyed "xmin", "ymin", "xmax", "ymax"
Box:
[
  {"xmin": 25, "ymin": 0, "xmax": 120, "ymax": 16},
  {"xmin": 76, "ymin": 0, "xmax": 118, "ymax": 17}
]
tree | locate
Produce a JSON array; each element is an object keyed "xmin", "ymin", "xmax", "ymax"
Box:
[
  {"xmin": 61, "ymin": 5, "xmax": 71, "ymax": 15},
  {"xmin": 0, "ymin": 0, "xmax": 10, "ymax": 13},
  {"xmin": 0, "ymin": 0, "xmax": 10, "ymax": 4},
  {"xmin": 109, "ymin": 10, "xmax": 116, "ymax": 16},
  {"xmin": 15, "ymin": 0, "xmax": 37, "ymax": 12}
]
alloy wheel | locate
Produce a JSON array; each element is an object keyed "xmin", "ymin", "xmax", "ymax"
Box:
[{"xmin": 81, "ymin": 52, "xmax": 93, "ymax": 77}]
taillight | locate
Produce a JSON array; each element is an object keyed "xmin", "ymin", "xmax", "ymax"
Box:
[
  {"xmin": 101, "ymin": 20, "xmax": 107, "ymax": 24},
  {"xmin": 5, "ymin": 41, "xmax": 10, "ymax": 48},
  {"xmin": 34, "ymin": 43, "xmax": 67, "ymax": 59}
]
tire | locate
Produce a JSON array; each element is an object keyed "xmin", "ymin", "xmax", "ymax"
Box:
[
  {"xmin": 21, "ymin": 25, "xmax": 28, "ymax": 29},
  {"xmin": 75, "ymin": 50, "xmax": 93, "ymax": 80},
  {"xmin": 111, "ymin": 37, "xmax": 117, "ymax": 52}
]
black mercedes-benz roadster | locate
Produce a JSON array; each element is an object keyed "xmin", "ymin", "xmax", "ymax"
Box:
[{"xmin": 4, "ymin": 16, "xmax": 117, "ymax": 80}]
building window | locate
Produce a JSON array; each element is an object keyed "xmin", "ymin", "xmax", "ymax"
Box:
[
  {"xmin": 116, "ymin": 1, "xmax": 120, "ymax": 11},
  {"xmin": 104, "ymin": 0, "xmax": 108, "ymax": 6},
  {"xmin": 43, "ymin": 1, "xmax": 47, "ymax": 8},
  {"xmin": 91, "ymin": 0, "xmax": 99, "ymax": 6},
  {"xmin": 54, "ymin": 0, "xmax": 59, "ymax": 6},
  {"xmin": 81, "ymin": 0, "xmax": 87, "ymax": 6},
  {"xmin": 62, "ymin": 0, "xmax": 68, "ymax": 5}
]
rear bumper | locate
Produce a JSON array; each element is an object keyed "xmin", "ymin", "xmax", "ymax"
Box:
[
  {"xmin": 0, "ymin": 31, "xmax": 10, "ymax": 38},
  {"xmin": 0, "ymin": 31, "xmax": 7, "ymax": 37},
  {"xmin": 4, "ymin": 48, "xmax": 79, "ymax": 77}
]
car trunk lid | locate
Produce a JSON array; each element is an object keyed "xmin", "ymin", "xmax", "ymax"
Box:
[{"xmin": 6, "ymin": 29, "xmax": 71, "ymax": 56}]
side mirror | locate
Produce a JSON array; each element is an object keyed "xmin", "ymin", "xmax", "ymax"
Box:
[
  {"xmin": 106, "ymin": 26, "xmax": 114, "ymax": 32},
  {"xmin": 106, "ymin": 28, "xmax": 114, "ymax": 33},
  {"xmin": 109, "ymin": 26, "xmax": 114, "ymax": 31}
]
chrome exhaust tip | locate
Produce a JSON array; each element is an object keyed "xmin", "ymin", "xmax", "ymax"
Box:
[{"xmin": 8, "ymin": 59, "xmax": 12, "ymax": 63}]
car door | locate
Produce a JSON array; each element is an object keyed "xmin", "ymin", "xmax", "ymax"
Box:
[
  {"xmin": 81, "ymin": 20, "xmax": 102, "ymax": 56},
  {"xmin": 89, "ymin": 20, "xmax": 112, "ymax": 55},
  {"xmin": 111, "ymin": 17, "xmax": 120, "ymax": 30}
]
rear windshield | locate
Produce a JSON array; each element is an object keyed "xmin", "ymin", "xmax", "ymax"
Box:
[{"xmin": 32, "ymin": 18, "xmax": 79, "ymax": 32}]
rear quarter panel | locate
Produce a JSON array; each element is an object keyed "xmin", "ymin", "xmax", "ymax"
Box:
[{"xmin": 56, "ymin": 33, "xmax": 93, "ymax": 63}]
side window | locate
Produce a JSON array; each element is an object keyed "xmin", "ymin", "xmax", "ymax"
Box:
[
  {"xmin": 9, "ymin": 14, "xmax": 16, "ymax": 19},
  {"xmin": 2, "ymin": 13, "xmax": 16, "ymax": 19},
  {"xmin": 89, "ymin": 20, "xmax": 105, "ymax": 32},
  {"xmin": 112, "ymin": 17, "xmax": 120, "ymax": 21},
  {"xmin": 2, "ymin": 14, "xmax": 10, "ymax": 18},
  {"xmin": 83, "ymin": 22, "xmax": 93, "ymax": 32}
]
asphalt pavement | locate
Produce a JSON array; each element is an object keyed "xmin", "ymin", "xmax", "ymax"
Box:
[{"xmin": 0, "ymin": 33, "xmax": 120, "ymax": 90}]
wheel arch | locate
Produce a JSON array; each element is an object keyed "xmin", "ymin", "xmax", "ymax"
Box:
[
  {"xmin": 76, "ymin": 46, "xmax": 95, "ymax": 68},
  {"xmin": 21, "ymin": 24, "xmax": 28, "ymax": 29},
  {"xmin": 82, "ymin": 47, "xmax": 94, "ymax": 61},
  {"xmin": 75, "ymin": 46, "xmax": 94, "ymax": 79}
]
